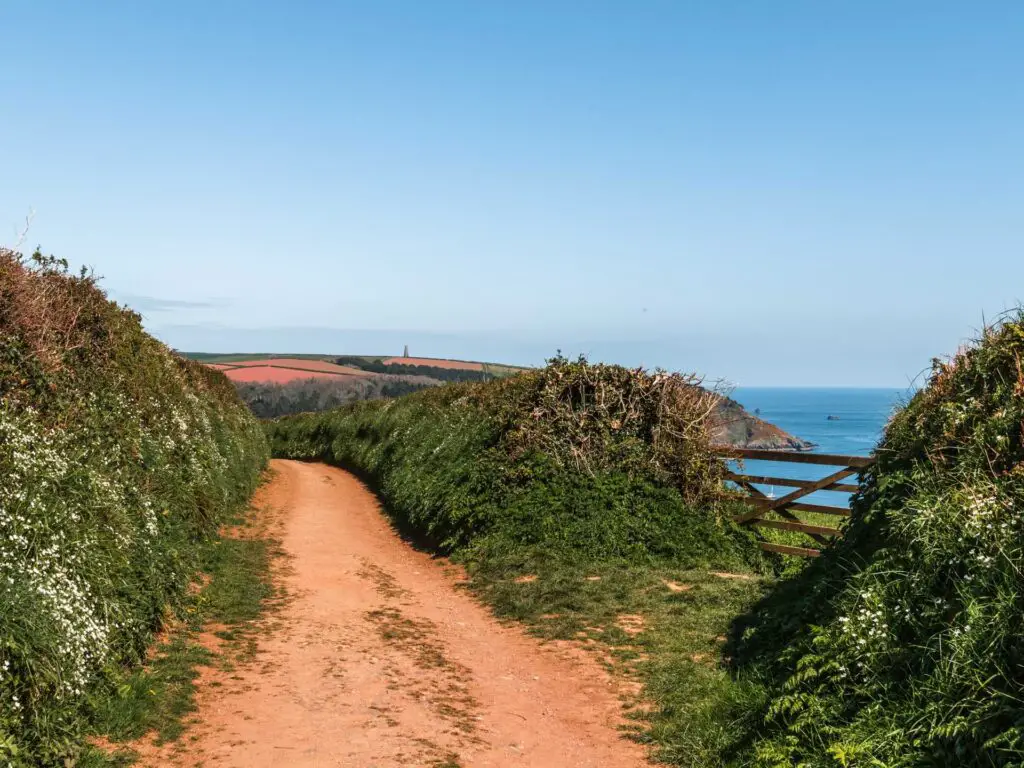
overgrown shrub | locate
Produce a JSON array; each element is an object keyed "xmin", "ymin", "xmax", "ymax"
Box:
[
  {"xmin": 268, "ymin": 355, "xmax": 758, "ymax": 566},
  {"xmin": 732, "ymin": 315, "xmax": 1024, "ymax": 766},
  {"xmin": 0, "ymin": 249, "xmax": 267, "ymax": 764}
]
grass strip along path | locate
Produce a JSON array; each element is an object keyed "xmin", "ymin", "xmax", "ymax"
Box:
[{"xmin": 84, "ymin": 472, "xmax": 282, "ymax": 766}]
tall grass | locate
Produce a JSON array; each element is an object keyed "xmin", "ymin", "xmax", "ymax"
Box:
[{"xmin": 0, "ymin": 249, "xmax": 267, "ymax": 765}]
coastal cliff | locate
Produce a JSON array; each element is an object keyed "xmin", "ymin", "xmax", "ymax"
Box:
[{"xmin": 711, "ymin": 395, "xmax": 815, "ymax": 451}]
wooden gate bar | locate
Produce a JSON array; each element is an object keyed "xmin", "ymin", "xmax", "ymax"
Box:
[
  {"xmin": 751, "ymin": 519, "xmax": 842, "ymax": 537},
  {"xmin": 730, "ymin": 474, "xmax": 834, "ymax": 545},
  {"xmin": 734, "ymin": 466, "xmax": 857, "ymax": 524},
  {"xmin": 726, "ymin": 472, "xmax": 859, "ymax": 494},
  {"xmin": 723, "ymin": 448, "xmax": 873, "ymax": 468},
  {"xmin": 759, "ymin": 542, "xmax": 821, "ymax": 557},
  {"xmin": 717, "ymin": 447, "xmax": 875, "ymax": 557},
  {"xmin": 752, "ymin": 500, "xmax": 852, "ymax": 516}
]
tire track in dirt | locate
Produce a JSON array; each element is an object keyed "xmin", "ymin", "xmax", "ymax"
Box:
[{"xmin": 144, "ymin": 459, "xmax": 647, "ymax": 767}]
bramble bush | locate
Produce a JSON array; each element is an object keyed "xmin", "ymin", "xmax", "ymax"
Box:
[
  {"xmin": 0, "ymin": 248, "xmax": 267, "ymax": 764},
  {"xmin": 732, "ymin": 315, "xmax": 1024, "ymax": 767}
]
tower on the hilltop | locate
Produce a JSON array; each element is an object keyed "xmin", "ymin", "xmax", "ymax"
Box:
[{"xmin": 403, "ymin": 344, "xmax": 409, "ymax": 358}]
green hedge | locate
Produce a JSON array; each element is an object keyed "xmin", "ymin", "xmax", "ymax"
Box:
[
  {"xmin": 267, "ymin": 357, "xmax": 760, "ymax": 569},
  {"xmin": 732, "ymin": 316, "xmax": 1024, "ymax": 766},
  {"xmin": 0, "ymin": 250, "xmax": 268, "ymax": 764}
]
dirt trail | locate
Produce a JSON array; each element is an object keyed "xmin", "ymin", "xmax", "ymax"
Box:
[{"xmin": 155, "ymin": 459, "xmax": 647, "ymax": 767}]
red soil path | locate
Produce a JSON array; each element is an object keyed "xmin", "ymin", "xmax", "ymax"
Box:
[{"xmin": 145, "ymin": 460, "xmax": 647, "ymax": 767}]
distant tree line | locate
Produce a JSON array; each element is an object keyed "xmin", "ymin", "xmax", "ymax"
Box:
[
  {"xmin": 334, "ymin": 356, "xmax": 494, "ymax": 382},
  {"xmin": 234, "ymin": 376, "xmax": 437, "ymax": 419}
]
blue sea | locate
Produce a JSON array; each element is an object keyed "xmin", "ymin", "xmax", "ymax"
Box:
[{"xmin": 728, "ymin": 387, "xmax": 908, "ymax": 506}]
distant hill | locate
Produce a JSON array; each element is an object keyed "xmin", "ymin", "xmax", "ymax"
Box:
[
  {"xmin": 184, "ymin": 354, "xmax": 493, "ymax": 419},
  {"xmin": 184, "ymin": 353, "xmax": 526, "ymax": 379},
  {"xmin": 184, "ymin": 352, "xmax": 812, "ymax": 449}
]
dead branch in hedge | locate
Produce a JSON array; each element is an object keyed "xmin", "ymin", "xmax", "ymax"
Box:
[
  {"xmin": 0, "ymin": 247, "xmax": 112, "ymax": 376},
  {"xmin": 9, "ymin": 207, "xmax": 35, "ymax": 250}
]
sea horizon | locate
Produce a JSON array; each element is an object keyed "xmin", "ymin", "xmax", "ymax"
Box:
[{"xmin": 729, "ymin": 386, "xmax": 904, "ymax": 504}]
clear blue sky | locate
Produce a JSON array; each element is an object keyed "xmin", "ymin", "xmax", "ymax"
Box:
[{"xmin": 3, "ymin": 1, "xmax": 1022, "ymax": 386}]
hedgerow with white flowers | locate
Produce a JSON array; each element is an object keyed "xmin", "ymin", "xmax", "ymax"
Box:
[
  {"xmin": 0, "ymin": 248, "xmax": 267, "ymax": 765},
  {"xmin": 735, "ymin": 315, "xmax": 1024, "ymax": 767}
]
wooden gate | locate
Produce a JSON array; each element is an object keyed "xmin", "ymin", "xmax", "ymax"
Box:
[{"xmin": 718, "ymin": 448, "xmax": 875, "ymax": 557}]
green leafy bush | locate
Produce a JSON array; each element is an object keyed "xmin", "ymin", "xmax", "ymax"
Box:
[
  {"xmin": 0, "ymin": 249, "xmax": 267, "ymax": 765},
  {"xmin": 268, "ymin": 355, "xmax": 759, "ymax": 567},
  {"xmin": 732, "ymin": 316, "xmax": 1024, "ymax": 766}
]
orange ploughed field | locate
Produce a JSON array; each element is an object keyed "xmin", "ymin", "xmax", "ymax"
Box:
[{"xmin": 205, "ymin": 358, "xmax": 372, "ymax": 384}]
